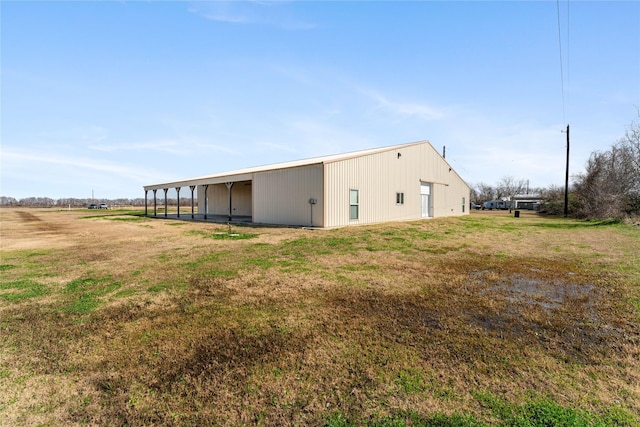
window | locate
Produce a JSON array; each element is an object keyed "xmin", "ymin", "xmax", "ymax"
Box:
[
  {"xmin": 349, "ymin": 189, "xmax": 359, "ymax": 220},
  {"xmin": 396, "ymin": 192, "xmax": 404, "ymax": 205},
  {"xmin": 462, "ymin": 197, "xmax": 466, "ymax": 213}
]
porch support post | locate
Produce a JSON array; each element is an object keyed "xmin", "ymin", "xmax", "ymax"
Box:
[
  {"xmin": 163, "ymin": 188, "xmax": 168, "ymax": 217},
  {"xmin": 144, "ymin": 190, "xmax": 148, "ymax": 216},
  {"xmin": 175, "ymin": 187, "xmax": 181, "ymax": 218},
  {"xmin": 225, "ymin": 182, "xmax": 234, "ymax": 222},
  {"xmin": 190, "ymin": 185, "xmax": 196, "ymax": 219},
  {"xmin": 153, "ymin": 189, "xmax": 157, "ymax": 216},
  {"xmin": 203, "ymin": 184, "xmax": 209, "ymax": 220}
]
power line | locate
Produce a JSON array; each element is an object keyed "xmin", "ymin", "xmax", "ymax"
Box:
[
  {"xmin": 556, "ymin": 0, "xmax": 566, "ymax": 124},
  {"xmin": 557, "ymin": 1, "xmax": 570, "ymax": 216},
  {"xmin": 566, "ymin": 0, "xmax": 570, "ymax": 116}
]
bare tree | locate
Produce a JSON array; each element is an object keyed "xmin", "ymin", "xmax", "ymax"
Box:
[
  {"xmin": 472, "ymin": 182, "xmax": 496, "ymax": 204},
  {"xmin": 496, "ymin": 176, "xmax": 527, "ymax": 211},
  {"xmin": 573, "ymin": 117, "xmax": 640, "ymax": 218},
  {"xmin": 619, "ymin": 117, "xmax": 640, "ymax": 210},
  {"xmin": 0, "ymin": 196, "xmax": 18, "ymax": 206},
  {"xmin": 17, "ymin": 197, "xmax": 55, "ymax": 207},
  {"xmin": 539, "ymin": 185, "xmax": 570, "ymax": 215}
]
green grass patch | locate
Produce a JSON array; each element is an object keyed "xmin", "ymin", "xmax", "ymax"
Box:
[
  {"xmin": 472, "ymin": 391, "xmax": 636, "ymax": 427},
  {"xmin": 325, "ymin": 397, "xmax": 636, "ymax": 427},
  {"xmin": 244, "ymin": 257, "xmax": 277, "ymax": 269},
  {"xmin": 0, "ymin": 279, "xmax": 48, "ymax": 302},
  {"xmin": 113, "ymin": 288, "xmax": 137, "ymax": 298},
  {"xmin": 325, "ymin": 410, "xmax": 484, "ymax": 426},
  {"xmin": 460, "ymin": 217, "xmax": 496, "ymax": 230},
  {"xmin": 147, "ymin": 283, "xmax": 172, "ymax": 293},
  {"xmin": 0, "ymin": 249, "xmax": 56, "ymax": 262},
  {"xmin": 63, "ymin": 296, "xmax": 100, "ymax": 315},
  {"xmin": 181, "ymin": 251, "xmax": 238, "ymax": 279},
  {"xmin": 396, "ymin": 368, "xmax": 425, "ymax": 394},
  {"xmin": 280, "ymin": 234, "xmax": 368, "ymax": 257},
  {"xmin": 61, "ymin": 277, "xmax": 122, "ymax": 314},
  {"xmin": 324, "ymin": 236, "xmax": 360, "ymax": 249},
  {"xmin": 26, "ymin": 250, "xmax": 53, "ymax": 257},
  {"xmin": 280, "ymin": 236, "xmax": 332, "ymax": 255},
  {"xmin": 105, "ymin": 216, "xmax": 151, "ymax": 222},
  {"xmin": 0, "ymin": 368, "xmax": 12, "ymax": 379},
  {"xmin": 631, "ymin": 297, "xmax": 640, "ymax": 316}
]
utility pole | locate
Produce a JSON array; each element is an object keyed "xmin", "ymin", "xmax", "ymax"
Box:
[{"xmin": 564, "ymin": 124, "xmax": 570, "ymax": 217}]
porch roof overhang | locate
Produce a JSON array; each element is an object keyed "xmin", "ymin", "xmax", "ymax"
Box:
[{"xmin": 144, "ymin": 172, "xmax": 254, "ymax": 192}]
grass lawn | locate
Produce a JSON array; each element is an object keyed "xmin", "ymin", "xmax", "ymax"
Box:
[{"xmin": 1, "ymin": 208, "xmax": 638, "ymax": 426}]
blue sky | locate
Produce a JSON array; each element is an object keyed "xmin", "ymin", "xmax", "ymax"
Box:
[{"xmin": 2, "ymin": 1, "xmax": 639, "ymax": 199}]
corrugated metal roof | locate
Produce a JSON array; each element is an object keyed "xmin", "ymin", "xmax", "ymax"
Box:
[{"xmin": 144, "ymin": 140, "xmax": 432, "ymax": 190}]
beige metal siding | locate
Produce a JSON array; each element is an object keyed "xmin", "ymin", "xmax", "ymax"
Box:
[
  {"xmin": 324, "ymin": 142, "xmax": 470, "ymax": 227},
  {"xmin": 231, "ymin": 182, "xmax": 252, "ymax": 216},
  {"xmin": 208, "ymin": 184, "xmax": 230, "ymax": 215},
  {"xmin": 207, "ymin": 182, "xmax": 252, "ymax": 216},
  {"xmin": 196, "ymin": 182, "xmax": 252, "ymax": 216},
  {"xmin": 155, "ymin": 140, "xmax": 469, "ymax": 227},
  {"xmin": 196, "ymin": 184, "xmax": 207, "ymax": 214},
  {"xmin": 253, "ymin": 164, "xmax": 324, "ymax": 227}
]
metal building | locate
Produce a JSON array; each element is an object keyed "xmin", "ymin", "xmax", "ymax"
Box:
[{"xmin": 143, "ymin": 140, "xmax": 470, "ymax": 227}]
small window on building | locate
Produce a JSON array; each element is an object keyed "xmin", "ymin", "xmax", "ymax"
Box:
[
  {"xmin": 396, "ymin": 192, "xmax": 404, "ymax": 205},
  {"xmin": 350, "ymin": 189, "xmax": 359, "ymax": 220},
  {"xmin": 462, "ymin": 197, "xmax": 466, "ymax": 213}
]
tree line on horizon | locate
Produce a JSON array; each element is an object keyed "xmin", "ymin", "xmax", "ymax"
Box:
[{"xmin": 0, "ymin": 197, "xmax": 195, "ymax": 208}]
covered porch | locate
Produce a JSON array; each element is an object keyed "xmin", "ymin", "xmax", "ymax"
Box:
[{"xmin": 143, "ymin": 176, "xmax": 253, "ymax": 223}]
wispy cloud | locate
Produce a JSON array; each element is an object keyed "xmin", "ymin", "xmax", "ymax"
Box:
[
  {"xmin": 187, "ymin": 1, "xmax": 317, "ymax": 30},
  {"xmin": 78, "ymin": 125, "xmax": 108, "ymax": 143},
  {"xmin": 193, "ymin": 142, "xmax": 243, "ymax": 155},
  {"xmin": 30, "ymin": 125, "xmax": 109, "ymax": 146},
  {"xmin": 360, "ymin": 89, "xmax": 446, "ymax": 121},
  {"xmin": 286, "ymin": 116, "xmax": 373, "ymax": 156},
  {"xmin": 88, "ymin": 139, "xmax": 182, "ymax": 154},
  {"xmin": 256, "ymin": 141, "xmax": 300, "ymax": 154},
  {"xmin": 88, "ymin": 138, "xmax": 243, "ymax": 156},
  {"xmin": 1, "ymin": 147, "xmax": 160, "ymax": 184}
]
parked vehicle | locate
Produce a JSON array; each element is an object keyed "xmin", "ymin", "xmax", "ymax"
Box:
[
  {"xmin": 88, "ymin": 204, "xmax": 98, "ymax": 209},
  {"xmin": 482, "ymin": 200, "xmax": 511, "ymax": 210},
  {"xmin": 99, "ymin": 203, "xmax": 109, "ymax": 209}
]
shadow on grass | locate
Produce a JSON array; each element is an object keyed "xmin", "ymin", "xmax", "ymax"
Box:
[{"xmin": 531, "ymin": 218, "xmax": 623, "ymax": 229}]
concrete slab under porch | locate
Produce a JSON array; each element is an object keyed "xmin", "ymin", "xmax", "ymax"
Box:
[{"xmin": 147, "ymin": 213, "xmax": 253, "ymax": 225}]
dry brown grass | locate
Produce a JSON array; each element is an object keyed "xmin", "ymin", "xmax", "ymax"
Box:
[{"xmin": 0, "ymin": 207, "xmax": 638, "ymax": 426}]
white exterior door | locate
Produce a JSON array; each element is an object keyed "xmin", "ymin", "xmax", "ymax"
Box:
[{"xmin": 420, "ymin": 182, "xmax": 431, "ymax": 218}]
